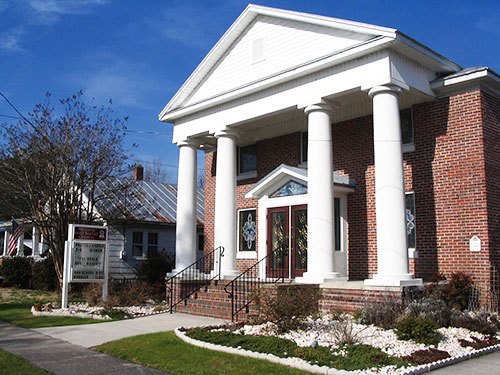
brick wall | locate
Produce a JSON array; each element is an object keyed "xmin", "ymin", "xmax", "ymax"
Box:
[{"xmin": 203, "ymin": 89, "xmax": 497, "ymax": 294}]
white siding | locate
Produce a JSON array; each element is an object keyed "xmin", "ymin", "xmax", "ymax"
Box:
[{"xmin": 185, "ymin": 15, "xmax": 372, "ymax": 106}]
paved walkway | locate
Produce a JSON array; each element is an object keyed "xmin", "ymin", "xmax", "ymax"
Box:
[
  {"xmin": 428, "ymin": 350, "xmax": 500, "ymax": 374},
  {"xmin": 33, "ymin": 312, "xmax": 227, "ymax": 347},
  {"xmin": 0, "ymin": 321, "xmax": 167, "ymax": 374}
]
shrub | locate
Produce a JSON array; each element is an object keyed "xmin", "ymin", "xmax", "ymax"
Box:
[
  {"xmin": 0, "ymin": 256, "xmax": 34, "ymax": 288},
  {"xmin": 450, "ymin": 310, "xmax": 499, "ymax": 335},
  {"xmin": 357, "ymin": 299, "xmax": 404, "ymax": 329},
  {"xmin": 426, "ymin": 272, "xmax": 473, "ymax": 311},
  {"xmin": 395, "ymin": 317, "xmax": 441, "ymax": 346},
  {"xmin": 32, "ymin": 256, "xmax": 58, "ymax": 291},
  {"xmin": 100, "ymin": 308, "xmax": 131, "ymax": 320},
  {"xmin": 84, "ymin": 279, "xmax": 154, "ymax": 307},
  {"xmin": 260, "ymin": 285, "xmax": 322, "ymax": 333},
  {"xmin": 135, "ymin": 250, "xmax": 173, "ymax": 284},
  {"xmin": 330, "ymin": 314, "xmax": 365, "ymax": 345},
  {"xmin": 402, "ymin": 348, "xmax": 450, "ymax": 365},
  {"xmin": 404, "ymin": 296, "xmax": 451, "ymax": 327}
]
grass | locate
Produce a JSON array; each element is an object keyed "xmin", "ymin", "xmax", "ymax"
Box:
[
  {"xmin": 0, "ymin": 348, "xmax": 53, "ymax": 375},
  {"xmin": 96, "ymin": 331, "xmax": 314, "ymax": 375},
  {"xmin": 0, "ymin": 287, "xmax": 105, "ymax": 329}
]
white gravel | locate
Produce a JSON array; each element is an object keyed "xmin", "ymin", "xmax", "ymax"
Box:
[{"xmin": 232, "ymin": 314, "xmax": 499, "ymax": 375}]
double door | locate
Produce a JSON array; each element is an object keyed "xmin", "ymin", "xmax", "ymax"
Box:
[{"xmin": 267, "ymin": 205, "xmax": 307, "ymax": 278}]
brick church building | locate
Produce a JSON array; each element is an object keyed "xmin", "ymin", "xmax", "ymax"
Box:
[{"xmin": 159, "ymin": 5, "xmax": 500, "ymax": 305}]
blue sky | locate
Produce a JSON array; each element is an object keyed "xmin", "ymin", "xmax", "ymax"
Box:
[{"xmin": 1, "ymin": 0, "xmax": 499, "ymax": 183}]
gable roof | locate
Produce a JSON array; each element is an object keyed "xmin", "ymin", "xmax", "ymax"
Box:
[
  {"xmin": 97, "ymin": 179, "xmax": 204, "ymax": 225},
  {"xmin": 245, "ymin": 164, "xmax": 354, "ymax": 199},
  {"xmin": 159, "ymin": 4, "xmax": 461, "ymax": 122}
]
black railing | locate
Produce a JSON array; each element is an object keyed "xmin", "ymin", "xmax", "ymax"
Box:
[
  {"xmin": 166, "ymin": 246, "xmax": 224, "ymax": 313},
  {"xmin": 224, "ymin": 247, "xmax": 287, "ymax": 321}
]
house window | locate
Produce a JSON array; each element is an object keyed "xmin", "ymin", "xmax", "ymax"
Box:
[
  {"xmin": 132, "ymin": 231, "xmax": 143, "ymax": 257},
  {"xmin": 148, "ymin": 232, "xmax": 158, "ymax": 254},
  {"xmin": 238, "ymin": 144, "xmax": 257, "ymax": 175},
  {"xmin": 238, "ymin": 209, "xmax": 256, "ymax": 252},
  {"xmin": 198, "ymin": 234, "xmax": 204, "ymax": 252},
  {"xmin": 334, "ymin": 198, "xmax": 341, "ymax": 251},
  {"xmin": 405, "ymin": 192, "xmax": 416, "ymax": 249},
  {"xmin": 401, "ymin": 108, "xmax": 414, "ymax": 148},
  {"xmin": 301, "ymin": 132, "xmax": 308, "ymax": 164}
]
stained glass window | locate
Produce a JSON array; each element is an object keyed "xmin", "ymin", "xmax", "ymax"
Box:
[
  {"xmin": 270, "ymin": 180, "xmax": 307, "ymax": 198},
  {"xmin": 239, "ymin": 209, "xmax": 256, "ymax": 251},
  {"xmin": 405, "ymin": 192, "xmax": 416, "ymax": 249},
  {"xmin": 295, "ymin": 209, "xmax": 307, "ymax": 270}
]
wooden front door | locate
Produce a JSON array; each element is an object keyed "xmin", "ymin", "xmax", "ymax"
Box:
[{"xmin": 267, "ymin": 205, "xmax": 308, "ymax": 278}]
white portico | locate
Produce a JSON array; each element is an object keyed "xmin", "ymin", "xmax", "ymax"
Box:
[{"xmin": 159, "ymin": 5, "xmax": 461, "ymax": 285}]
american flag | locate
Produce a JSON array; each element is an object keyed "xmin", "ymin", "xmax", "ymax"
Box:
[{"xmin": 7, "ymin": 220, "xmax": 23, "ymax": 256}]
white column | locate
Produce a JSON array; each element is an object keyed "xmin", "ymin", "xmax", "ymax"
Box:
[
  {"xmin": 365, "ymin": 85, "xmax": 421, "ymax": 286},
  {"xmin": 170, "ymin": 140, "xmax": 199, "ymax": 275},
  {"xmin": 32, "ymin": 226, "xmax": 38, "ymax": 256},
  {"xmin": 214, "ymin": 129, "xmax": 239, "ymax": 279},
  {"xmin": 16, "ymin": 230, "xmax": 23, "ymax": 256},
  {"xmin": 298, "ymin": 101, "xmax": 342, "ymax": 284},
  {"xmin": 2, "ymin": 230, "xmax": 8, "ymax": 256}
]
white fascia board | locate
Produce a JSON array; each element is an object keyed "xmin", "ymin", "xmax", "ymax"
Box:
[
  {"xmin": 394, "ymin": 32, "xmax": 461, "ymax": 73},
  {"xmin": 161, "ymin": 36, "xmax": 393, "ymax": 123},
  {"xmin": 431, "ymin": 68, "xmax": 498, "ymax": 89},
  {"xmin": 431, "ymin": 68, "xmax": 500, "ymax": 97}
]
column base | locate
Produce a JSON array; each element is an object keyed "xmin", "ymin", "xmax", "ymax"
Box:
[
  {"xmin": 220, "ymin": 269, "xmax": 241, "ymax": 280},
  {"xmin": 295, "ymin": 271, "xmax": 346, "ymax": 284},
  {"xmin": 364, "ymin": 273, "xmax": 423, "ymax": 287}
]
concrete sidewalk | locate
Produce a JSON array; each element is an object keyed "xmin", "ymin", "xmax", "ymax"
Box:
[
  {"xmin": 33, "ymin": 312, "xmax": 228, "ymax": 347},
  {"xmin": 0, "ymin": 321, "xmax": 167, "ymax": 375}
]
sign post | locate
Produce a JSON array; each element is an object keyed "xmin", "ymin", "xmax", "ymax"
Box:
[{"xmin": 62, "ymin": 224, "xmax": 109, "ymax": 309}]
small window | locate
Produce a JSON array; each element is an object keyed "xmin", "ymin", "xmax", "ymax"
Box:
[
  {"xmin": 401, "ymin": 108, "xmax": 413, "ymax": 146},
  {"xmin": 334, "ymin": 198, "xmax": 341, "ymax": 251},
  {"xmin": 405, "ymin": 192, "xmax": 416, "ymax": 249},
  {"xmin": 147, "ymin": 232, "xmax": 158, "ymax": 254},
  {"xmin": 301, "ymin": 132, "xmax": 308, "ymax": 164},
  {"xmin": 132, "ymin": 231, "xmax": 143, "ymax": 257},
  {"xmin": 238, "ymin": 144, "xmax": 257, "ymax": 175},
  {"xmin": 238, "ymin": 209, "xmax": 256, "ymax": 252}
]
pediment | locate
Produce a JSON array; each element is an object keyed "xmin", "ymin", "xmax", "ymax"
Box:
[
  {"xmin": 159, "ymin": 5, "xmax": 398, "ymax": 118},
  {"xmin": 183, "ymin": 16, "xmax": 375, "ymax": 107}
]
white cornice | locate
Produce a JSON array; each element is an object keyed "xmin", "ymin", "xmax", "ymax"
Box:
[{"xmin": 431, "ymin": 67, "xmax": 500, "ymax": 98}]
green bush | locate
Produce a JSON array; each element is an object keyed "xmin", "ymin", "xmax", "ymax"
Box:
[
  {"xmin": 31, "ymin": 256, "xmax": 58, "ymax": 291},
  {"xmin": 135, "ymin": 250, "xmax": 173, "ymax": 284},
  {"xmin": 261, "ymin": 285, "xmax": 322, "ymax": 333},
  {"xmin": 1, "ymin": 257, "xmax": 34, "ymax": 288},
  {"xmin": 395, "ymin": 317, "xmax": 441, "ymax": 346}
]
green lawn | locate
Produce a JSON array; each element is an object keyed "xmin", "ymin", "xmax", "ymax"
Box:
[
  {"xmin": 0, "ymin": 348, "xmax": 53, "ymax": 375},
  {"xmin": 0, "ymin": 287, "xmax": 105, "ymax": 329},
  {"xmin": 96, "ymin": 331, "xmax": 313, "ymax": 375}
]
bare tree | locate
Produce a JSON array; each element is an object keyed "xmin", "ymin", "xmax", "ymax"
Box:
[
  {"xmin": 0, "ymin": 91, "xmax": 130, "ymax": 287},
  {"xmin": 143, "ymin": 158, "xmax": 169, "ymax": 183}
]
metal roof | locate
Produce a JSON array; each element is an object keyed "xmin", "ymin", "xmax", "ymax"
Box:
[{"xmin": 96, "ymin": 179, "xmax": 204, "ymax": 225}]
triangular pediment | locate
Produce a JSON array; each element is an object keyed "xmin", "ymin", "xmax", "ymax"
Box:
[
  {"xmin": 183, "ymin": 16, "xmax": 376, "ymax": 107},
  {"xmin": 159, "ymin": 5, "xmax": 399, "ymax": 118}
]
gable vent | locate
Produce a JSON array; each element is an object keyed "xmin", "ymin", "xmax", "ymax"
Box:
[{"xmin": 252, "ymin": 37, "xmax": 265, "ymax": 63}]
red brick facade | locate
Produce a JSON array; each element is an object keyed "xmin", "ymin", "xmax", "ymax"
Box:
[{"xmin": 204, "ymin": 89, "xmax": 500, "ymax": 295}]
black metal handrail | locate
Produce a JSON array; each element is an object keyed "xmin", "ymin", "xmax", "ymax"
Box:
[
  {"xmin": 224, "ymin": 247, "xmax": 287, "ymax": 321},
  {"xmin": 166, "ymin": 246, "xmax": 224, "ymax": 313}
]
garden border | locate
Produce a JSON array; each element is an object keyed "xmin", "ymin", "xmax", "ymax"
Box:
[{"xmin": 174, "ymin": 324, "xmax": 500, "ymax": 375}]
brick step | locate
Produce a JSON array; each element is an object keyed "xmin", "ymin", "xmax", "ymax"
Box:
[{"xmin": 174, "ymin": 304, "xmax": 257, "ymax": 321}]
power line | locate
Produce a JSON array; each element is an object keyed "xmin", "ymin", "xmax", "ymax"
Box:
[
  {"xmin": 125, "ymin": 129, "xmax": 172, "ymax": 136},
  {"xmin": 0, "ymin": 114, "xmax": 22, "ymax": 120},
  {"xmin": 130, "ymin": 158, "xmax": 204, "ymax": 170},
  {"xmin": 0, "ymin": 92, "xmax": 35, "ymax": 128}
]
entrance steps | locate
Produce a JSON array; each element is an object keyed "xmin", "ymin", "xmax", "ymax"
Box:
[{"xmin": 172, "ymin": 280, "xmax": 260, "ymax": 321}]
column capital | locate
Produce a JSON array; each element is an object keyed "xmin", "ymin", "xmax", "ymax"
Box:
[
  {"xmin": 303, "ymin": 100, "xmax": 340, "ymax": 116},
  {"xmin": 367, "ymin": 85, "xmax": 403, "ymax": 98},
  {"xmin": 177, "ymin": 138, "xmax": 199, "ymax": 148},
  {"xmin": 214, "ymin": 128, "xmax": 239, "ymax": 139}
]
